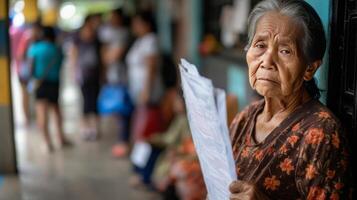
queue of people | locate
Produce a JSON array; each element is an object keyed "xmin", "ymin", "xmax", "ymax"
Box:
[{"xmin": 10, "ymin": 8, "xmax": 207, "ymax": 199}]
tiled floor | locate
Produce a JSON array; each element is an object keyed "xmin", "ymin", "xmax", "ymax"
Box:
[
  {"xmin": 0, "ymin": 61, "xmax": 161, "ymax": 200},
  {"xmin": 0, "ymin": 121, "xmax": 160, "ymax": 200}
]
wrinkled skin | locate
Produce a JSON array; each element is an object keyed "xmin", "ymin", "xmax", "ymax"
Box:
[
  {"xmin": 246, "ymin": 12, "xmax": 320, "ymax": 100},
  {"xmin": 229, "ymin": 180, "xmax": 269, "ymax": 200},
  {"xmin": 229, "ymin": 12, "xmax": 322, "ymax": 199}
]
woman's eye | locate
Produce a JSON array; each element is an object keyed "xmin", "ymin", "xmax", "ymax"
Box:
[
  {"xmin": 280, "ymin": 49, "xmax": 291, "ymax": 54},
  {"xmin": 254, "ymin": 43, "xmax": 265, "ymax": 48}
]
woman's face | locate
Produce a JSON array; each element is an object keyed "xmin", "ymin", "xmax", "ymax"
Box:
[
  {"xmin": 131, "ymin": 17, "xmax": 148, "ymax": 37},
  {"xmin": 246, "ymin": 12, "xmax": 308, "ymax": 99},
  {"xmin": 110, "ymin": 13, "xmax": 122, "ymax": 27}
]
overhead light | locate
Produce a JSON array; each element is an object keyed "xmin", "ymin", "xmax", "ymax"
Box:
[
  {"xmin": 60, "ymin": 3, "xmax": 76, "ymax": 20},
  {"xmin": 14, "ymin": 0, "xmax": 25, "ymax": 13}
]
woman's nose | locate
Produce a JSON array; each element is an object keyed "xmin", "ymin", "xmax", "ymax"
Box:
[{"xmin": 260, "ymin": 49, "xmax": 276, "ymax": 70}]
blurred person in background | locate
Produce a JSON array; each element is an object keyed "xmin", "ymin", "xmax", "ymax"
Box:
[
  {"xmin": 70, "ymin": 15, "xmax": 103, "ymax": 141},
  {"xmin": 89, "ymin": 13, "xmax": 103, "ymax": 31},
  {"xmin": 126, "ymin": 11, "xmax": 163, "ymax": 107},
  {"xmin": 99, "ymin": 8, "xmax": 132, "ymax": 158},
  {"xmin": 127, "ymin": 10, "xmax": 167, "ymax": 187},
  {"xmin": 128, "ymin": 54, "xmax": 179, "ymax": 188},
  {"xmin": 150, "ymin": 92, "xmax": 207, "ymax": 200},
  {"xmin": 27, "ymin": 26, "xmax": 69, "ymax": 152},
  {"xmin": 14, "ymin": 21, "xmax": 43, "ymax": 125}
]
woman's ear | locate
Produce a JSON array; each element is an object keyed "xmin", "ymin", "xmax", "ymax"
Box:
[{"xmin": 303, "ymin": 60, "xmax": 322, "ymax": 81}]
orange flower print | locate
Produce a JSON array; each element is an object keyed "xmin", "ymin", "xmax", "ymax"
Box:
[
  {"xmin": 332, "ymin": 133, "xmax": 340, "ymax": 149},
  {"xmin": 254, "ymin": 150, "xmax": 264, "ymax": 161},
  {"xmin": 330, "ymin": 192, "xmax": 340, "ymax": 200},
  {"xmin": 264, "ymin": 175, "xmax": 280, "ymax": 191},
  {"xmin": 279, "ymin": 158, "xmax": 295, "ymax": 175},
  {"xmin": 335, "ymin": 182, "xmax": 344, "ymax": 190},
  {"xmin": 305, "ymin": 164, "xmax": 317, "ymax": 180},
  {"xmin": 318, "ymin": 111, "xmax": 331, "ymax": 119},
  {"xmin": 241, "ymin": 147, "xmax": 249, "ymax": 158},
  {"xmin": 287, "ymin": 135, "xmax": 299, "ymax": 146},
  {"xmin": 307, "ymin": 186, "xmax": 326, "ymax": 200},
  {"xmin": 327, "ymin": 170, "xmax": 335, "ymax": 180},
  {"xmin": 292, "ymin": 123, "xmax": 300, "ymax": 132},
  {"xmin": 305, "ymin": 128, "xmax": 325, "ymax": 145},
  {"xmin": 279, "ymin": 144, "xmax": 288, "ymax": 154}
]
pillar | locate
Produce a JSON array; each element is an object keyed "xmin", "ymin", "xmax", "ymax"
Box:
[{"xmin": 0, "ymin": 0, "xmax": 17, "ymax": 174}]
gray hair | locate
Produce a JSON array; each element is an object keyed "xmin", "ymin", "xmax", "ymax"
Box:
[{"xmin": 247, "ymin": 0, "xmax": 326, "ymax": 63}]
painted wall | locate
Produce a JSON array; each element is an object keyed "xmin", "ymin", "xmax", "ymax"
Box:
[
  {"xmin": 156, "ymin": 0, "xmax": 172, "ymax": 54},
  {"xmin": 23, "ymin": 0, "xmax": 39, "ymax": 23},
  {"xmin": 305, "ymin": 0, "xmax": 332, "ymax": 104},
  {"xmin": 227, "ymin": 64, "xmax": 250, "ymax": 111},
  {"xmin": 202, "ymin": 56, "xmax": 253, "ymax": 112},
  {"xmin": 0, "ymin": 0, "xmax": 10, "ymax": 120},
  {"xmin": 189, "ymin": 0, "xmax": 202, "ymax": 65}
]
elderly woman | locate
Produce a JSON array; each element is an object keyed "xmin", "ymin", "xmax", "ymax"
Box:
[{"xmin": 228, "ymin": 0, "xmax": 352, "ymax": 199}]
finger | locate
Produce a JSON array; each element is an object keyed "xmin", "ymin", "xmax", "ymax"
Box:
[
  {"xmin": 230, "ymin": 193, "xmax": 247, "ymax": 200},
  {"xmin": 229, "ymin": 180, "xmax": 244, "ymax": 193},
  {"xmin": 230, "ymin": 193, "xmax": 239, "ymax": 200}
]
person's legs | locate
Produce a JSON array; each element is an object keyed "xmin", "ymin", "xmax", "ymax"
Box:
[
  {"xmin": 142, "ymin": 147, "xmax": 162, "ymax": 185},
  {"xmin": 112, "ymin": 114, "xmax": 131, "ymax": 157},
  {"xmin": 81, "ymin": 83, "xmax": 99, "ymax": 140},
  {"xmin": 81, "ymin": 84, "xmax": 91, "ymax": 139},
  {"xmin": 45, "ymin": 81, "xmax": 69, "ymax": 147},
  {"xmin": 36, "ymin": 100, "xmax": 53, "ymax": 152},
  {"xmin": 89, "ymin": 113, "xmax": 99, "ymax": 139},
  {"xmin": 120, "ymin": 113, "xmax": 131, "ymax": 142},
  {"xmin": 81, "ymin": 113, "xmax": 98, "ymax": 141},
  {"xmin": 20, "ymin": 83, "xmax": 30, "ymax": 124},
  {"xmin": 81, "ymin": 114, "xmax": 90, "ymax": 138},
  {"xmin": 129, "ymin": 147, "xmax": 162, "ymax": 187},
  {"xmin": 50, "ymin": 103, "xmax": 69, "ymax": 147}
]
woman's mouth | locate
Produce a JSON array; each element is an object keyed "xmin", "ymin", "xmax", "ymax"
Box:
[{"xmin": 257, "ymin": 78, "xmax": 280, "ymax": 84}]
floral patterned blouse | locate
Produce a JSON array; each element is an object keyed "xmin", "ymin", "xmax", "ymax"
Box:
[{"xmin": 230, "ymin": 99, "xmax": 352, "ymax": 200}]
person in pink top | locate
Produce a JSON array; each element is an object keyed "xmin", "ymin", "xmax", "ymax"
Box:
[{"xmin": 13, "ymin": 22, "xmax": 43, "ymax": 124}]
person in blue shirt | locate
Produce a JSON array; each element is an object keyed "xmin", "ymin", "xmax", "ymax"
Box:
[{"xmin": 27, "ymin": 26, "xmax": 70, "ymax": 152}]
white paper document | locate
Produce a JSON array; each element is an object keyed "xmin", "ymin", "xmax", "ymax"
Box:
[
  {"xmin": 179, "ymin": 59, "xmax": 237, "ymax": 200},
  {"xmin": 130, "ymin": 141, "xmax": 152, "ymax": 168}
]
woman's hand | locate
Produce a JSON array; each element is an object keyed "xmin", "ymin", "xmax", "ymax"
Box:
[{"xmin": 229, "ymin": 180, "xmax": 269, "ymax": 200}]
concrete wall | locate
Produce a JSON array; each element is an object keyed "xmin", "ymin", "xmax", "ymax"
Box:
[
  {"xmin": 202, "ymin": 55, "xmax": 254, "ymax": 112},
  {"xmin": 305, "ymin": 0, "xmax": 332, "ymax": 104},
  {"xmin": 156, "ymin": 0, "xmax": 202, "ymax": 64},
  {"xmin": 156, "ymin": 0, "xmax": 172, "ymax": 54}
]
